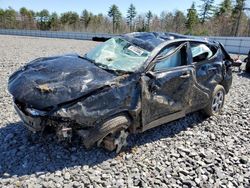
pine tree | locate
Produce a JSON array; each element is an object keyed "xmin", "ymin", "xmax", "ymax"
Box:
[
  {"xmin": 49, "ymin": 12, "xmax": 60, "ymax": 31},
  {"xmin": 3, "ymin": 7, "xmax": 16, "ymax": 29},
  {"xmin": 0, "ymin": 2, "xmax": 249, "ymax": 36},
  {"xmin": 19, "ymin": 7, "xmax": 33, "ymax": 29},
  {"xmin": 186, "ymin": 3, "xmax": 199, "ymax": 34},
  {"xmin": 60, "ymin": 12, "xmax": 79, "ymax": 25},
  {"xmin": 216, "ymin": 0, "xmax": 232, "ymax": 16},
  {"xmin": 0, "ymin": 8, "xmax": 4, "ymax": 23},
  {"xmin": 108, "ymin": 4, "xmax": 122, "ymax": 33},
  {"xmin": 146, "ymin": 10, "xmax": 153, "ymax": 31},
  {"xmin": 37, "ymin": 9, "xmax": 50, "ymax": 30},
  {"xmin": 126, "ymin": 4, "xmax": 137, "ymax": 32},
  {"xmin": 60, "ymin": 11, "xmax": 79, "ymax": 31},
  {"xmin": 20, "ymin": 7, "xmax": 32, "ymax": 18},
  {"xmin": 81, "ymin": 9, "xmax": 91, "ymax": 30},
  {"xmin": 135, "ymin": 14, "xmax": 147, "ymax": 32},
  {"xmin": 199, "ymin": 0, "xmax": 215, "ymax": 23},
  {"xmin": 214, "ymin": 0, "xmax": 233, "ymax": 35}
]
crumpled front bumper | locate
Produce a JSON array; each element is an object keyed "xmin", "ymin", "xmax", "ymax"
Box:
[
  {"xmin": 14, "ymin": 102, "xmax": 106, "ymax": 149},
  {"xmin": 14, "ymin": 104, "xmax": 43, "ymax": 132}
]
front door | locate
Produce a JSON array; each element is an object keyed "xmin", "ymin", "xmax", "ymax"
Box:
[{"xmin": 141, "ymin": 43, "xmax": 194, "ymax": 128}]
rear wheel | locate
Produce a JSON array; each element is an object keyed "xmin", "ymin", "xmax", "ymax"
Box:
[
  {"xmin": 245, "ymin": 61, "xmax": 250, "ymax": 73},
  {"xmin": 203, "ymin": 85, "xmax": 225, "ymax": 117}
]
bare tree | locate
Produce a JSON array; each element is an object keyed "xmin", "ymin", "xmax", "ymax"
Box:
[{"xmin": 232, "ymin": 0, "xmax": 246, "ymax": 36}]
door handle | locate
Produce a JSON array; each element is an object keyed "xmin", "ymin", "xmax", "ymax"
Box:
[{"xmin": 180, "ymin": 72, "xmax": 191, "ymax": 78}]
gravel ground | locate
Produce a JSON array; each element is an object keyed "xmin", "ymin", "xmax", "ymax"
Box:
[{"xmin": 0, "ymin": 35, "xmax": 249, "ymax": 188}]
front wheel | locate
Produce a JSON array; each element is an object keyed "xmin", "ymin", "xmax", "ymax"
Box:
[
  {"xmin": 203, "ymin": 85, "xmax": 226, "ymax": 117},
  {"xmin": 97, "ymin": 115, "xmax": 130, "ymax": 153}
]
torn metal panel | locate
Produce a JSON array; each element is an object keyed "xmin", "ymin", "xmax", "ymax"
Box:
[
  {"xmin": 53, "ymin": 74, "xmax": 141, "ymax": 127},
  {"xmin": 141, "ymin": 67, "xmax": 194, "ymax": 126}
]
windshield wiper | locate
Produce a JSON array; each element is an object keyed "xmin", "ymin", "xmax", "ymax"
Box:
[
  {"xmin": 81, "ymin": 55, "xmax": 95, "ymax": 63},
  {"xmin": 93, "ymin": 62, "xmax": 110, "ymax": 70}
]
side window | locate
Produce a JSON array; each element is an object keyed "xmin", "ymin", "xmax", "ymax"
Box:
[
  {"xmin": 191, "ymin": 43, "xmax": 214, "ymax": 63},
  {"xmin": 154, "ymin": 45, "xmax": 187, "ymax": 71}
]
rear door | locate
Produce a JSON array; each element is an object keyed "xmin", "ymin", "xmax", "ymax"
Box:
[
  {"xmin": 189, "ymin": 42, "xmax": 225, "ymax": 111},
  {"xmin": 141, "ymin": 42, "xmax": 194, "ymax": 128}
]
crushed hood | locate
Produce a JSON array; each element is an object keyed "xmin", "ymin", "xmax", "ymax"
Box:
[{"xmin": 8, "ymin": 54, "xmax": 116, "ymax": 110}]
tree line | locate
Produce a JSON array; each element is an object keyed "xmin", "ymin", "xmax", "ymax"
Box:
[{"xmin": 0, "ymin": 0, "xmax": 249, "ymax": 36}]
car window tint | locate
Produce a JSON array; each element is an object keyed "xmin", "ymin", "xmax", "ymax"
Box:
[
  {"xmin": 154, "ymin": 49, "xmax": 184, "ymax": 71},
  {"xmin": 191, "ymin": 43, "xmax": 213, "ymax": 62}
]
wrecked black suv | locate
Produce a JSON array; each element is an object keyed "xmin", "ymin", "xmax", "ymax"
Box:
[{"xmin": 8, "ymin": 32, "xmax": 233, "ymax": 152}]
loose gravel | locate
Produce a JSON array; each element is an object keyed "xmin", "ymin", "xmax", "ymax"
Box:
[{"xmin": 0, "ymin": 35, "xmax": 249, "ymax": 188}]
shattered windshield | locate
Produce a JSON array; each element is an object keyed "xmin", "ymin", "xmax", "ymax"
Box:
[{"xmin": 85, "ymin": 37, "xmax": 150, "ymax": 73}]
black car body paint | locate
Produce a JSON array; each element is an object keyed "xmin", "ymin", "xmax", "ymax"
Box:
[{"xmin": 8, "ymin": 32, "xmax": 233, "ymax": 148}]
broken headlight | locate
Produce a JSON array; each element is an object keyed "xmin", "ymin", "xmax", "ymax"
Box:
[{"xmin": 26, "ymin": 107, "xmax": 47, "ymax": 116}]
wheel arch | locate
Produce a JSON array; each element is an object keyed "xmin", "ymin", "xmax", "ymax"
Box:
[
  {"xmin": 220, "ymin": 78, "xmax": 231, "ymax": 94},
  {"xmin": 82, "ymin": 111, "xmax": 133, "ymax": 149}
]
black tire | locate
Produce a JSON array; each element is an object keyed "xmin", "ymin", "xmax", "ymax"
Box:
[
  {"xmin": 99, "ymin": 115, "xmax": 130, "ymax": 133},
  {"xmin": 97, "ymin": 115, "xmax": 130, "ymax": 152},
  {"xmin": 203, "ymin": 85, "xmax": 226, "ymax": 117},
  {"xmin": 246, "ymin": 61, "xmax": 250, "ymax": 73}
]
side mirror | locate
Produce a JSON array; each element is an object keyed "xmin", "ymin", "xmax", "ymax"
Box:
[{"xmin": 225, "ymin": 60, "xmax": 232, "ymax": 67}]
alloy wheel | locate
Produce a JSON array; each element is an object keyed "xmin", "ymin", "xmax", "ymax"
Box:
[{"xmin": 212, "ymin": 90, "xmax": 224, "ymax": 113}]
